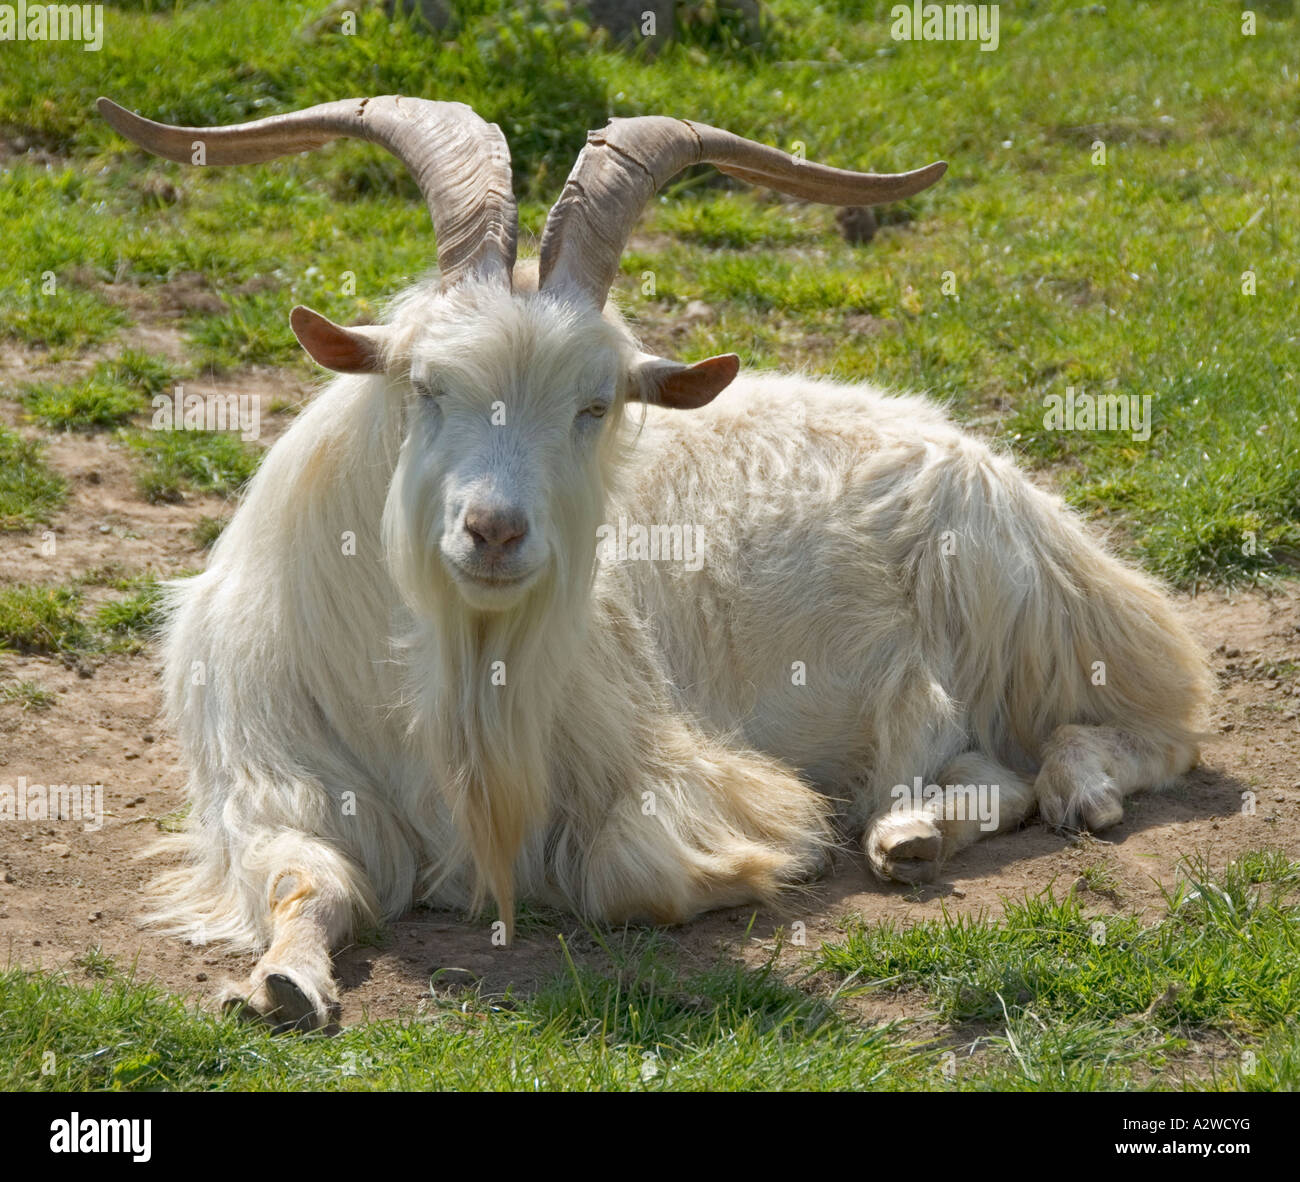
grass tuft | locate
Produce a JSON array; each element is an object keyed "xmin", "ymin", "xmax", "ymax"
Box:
[
  {"xmin": 0, "ymin": 428, "xmax": 66, "ymax": 531},
  {"xmin": 124, "ymin": 429, "xmax": 262, "ymax": 502},
  {"xmin": 0, "ymin": 585, "xmax": 91, "ymax": 655}
]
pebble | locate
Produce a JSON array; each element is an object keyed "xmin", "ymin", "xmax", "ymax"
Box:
[
  {"xmin": 196, "ymin": 972, "xmax": 208, "ymax": 982},
  {"xmin": 42, "ymin": 842, "xmax": 71, "ymax": 858}
]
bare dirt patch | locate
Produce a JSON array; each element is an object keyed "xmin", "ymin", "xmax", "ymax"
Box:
[{"xmin": 2, "ymin": 350, "xmax": 1297, "ymax": 1025}]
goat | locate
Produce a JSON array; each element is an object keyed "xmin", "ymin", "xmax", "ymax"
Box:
[{"xmin": 100, "ymin": 96, "xmax": 1211, "ymax": 1032}]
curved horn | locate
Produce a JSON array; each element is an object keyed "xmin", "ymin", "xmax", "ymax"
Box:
[
  {"xmin": 97, "ymin": 96, "xmax": 517, "ymax": 288},
  {"xmin": 539, "ymin": 116, "xmax": 946, "ymax": 305}
]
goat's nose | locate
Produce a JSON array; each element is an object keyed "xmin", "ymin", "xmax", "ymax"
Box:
[{"xmin": 464, "ymin": 505, "xmax": 528, "ymax": 550}]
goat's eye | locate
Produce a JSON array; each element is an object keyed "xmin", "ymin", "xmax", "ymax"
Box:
[{"xmin": 580, "ymin": 401, "xmax": 608, "ymax": 420}]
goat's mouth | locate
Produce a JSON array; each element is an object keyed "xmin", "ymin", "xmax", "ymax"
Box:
[{"xmin": 444, "ymin": 558, "xmax": 542, "ymax": 604}]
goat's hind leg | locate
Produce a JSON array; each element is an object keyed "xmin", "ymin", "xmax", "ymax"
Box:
[
  {"xmin": 1035, "ymin": 724, "xmax": 1197, "ymax": 833},
  {"xmin": 866, "ymin": 752, "xmax": 1037, "ymax": 884},
  {"xmin": 220, "ymin": 834, "xmax": 367, "ymax": 1034}
]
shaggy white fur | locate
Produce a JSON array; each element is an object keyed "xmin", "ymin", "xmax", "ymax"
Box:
[{"xmin": 148, "ymin": 271, "xmax": 1211, "ymax": 1030}]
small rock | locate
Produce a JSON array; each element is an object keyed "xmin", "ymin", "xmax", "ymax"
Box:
[
  {"xmin": 142, "ymin": 734, "xmax": 155, "ymax": 743},
  {"xmin": 1225, "ymin": 647, "xmax": 1241, "ymax": 658},
  {"xmin": 88, "ymin": 911, "xmax": 101, "ymax": 922},
  {"xmin": 195, "ymin": 972, "xmax": 208, "ymax": 982},
  {"xmin": 138, "ymin": 175, "xmax": 180, "ymax": 205},
  {"xmin": 99, "ymin": 524, "xmax": 111, "ymax": 534},
  {"xmin": 125, "ymin": 752, "xmax": 139, "ymax": 761},
  {"xmin": 836, "ymin": 205, "xmax": 878, "ymax": 245},
  {"xmin": 950, "ymin": 887, "xmax": 967, "ymax": 898},
  {"xmin": 42, "ymin": 842, "xmax": 71, "ymax": 858}
]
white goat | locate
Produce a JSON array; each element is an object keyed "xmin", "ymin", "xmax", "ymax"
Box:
[{"xmin": 100, "ymin": 96, "xmax": 1211, "ymax": 1032}]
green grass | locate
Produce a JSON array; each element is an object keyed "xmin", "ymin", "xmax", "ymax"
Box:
[
  {"xmin": 95, "ymin": 577, "xmax": 164, "ymax": 652},
  {"xmin": 0, "ymin": 427, "xmax": 66, "ymax": 530},
  {"xmin": 19, "ymin": 350, "xmax": 176, "ymax": 431},
  {"xmin": 21, "ymin": 375, "xmax": 143, "ymax": 430},
  {"xmin": 1, "ymin": 853, "xmax": 1295, "ymax": 1091},
  {"xmin": 0, "ymin": 584, "xmax": 91, "ymax": 655},
  {"xmin": 0, "ymin": 932, "xmax": 927, "ymax": 1091},
  {"xmin": 0, "ymin": 577, "xmax": 166, "ymax": 657},
  {"xmin": 1079, "ymin": 860, "xmax": 1121, "ymax": 896},
  {"xmin": 124, "ymin": 429, "xmax": 262, "ymax": 502},
  {"xmin": 817, "ymin": 851, "xmax": 1300, "ymax": 1089},
  {"xmin": 0, "ymin": 284, "xmax": 130, "ymax": 356},
  {"xmin": 190, "ymin": 515, "xmax": 229, "ymax": 549},
  {"xmin": 0, "ymin": 679, "xmax": 55, "ymax": 710}
]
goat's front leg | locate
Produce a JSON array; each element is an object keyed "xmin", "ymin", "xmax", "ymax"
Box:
[{"xmin": 220, "ymin": 860, "xmax": 353, "ymax": 1034}]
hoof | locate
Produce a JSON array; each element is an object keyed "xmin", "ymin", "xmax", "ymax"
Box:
[
  {"xmin": 219, "ymin": 966, "xmax": 340, "ymax": 1035},
  {"xmin": 866, "ymin": 812, "xmax": 945, "ymax": 884}
]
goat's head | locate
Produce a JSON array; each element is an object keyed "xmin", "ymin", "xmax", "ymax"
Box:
[{"xmin": 98, "ymin": 96, "xmax": 946, "ymax": 614}]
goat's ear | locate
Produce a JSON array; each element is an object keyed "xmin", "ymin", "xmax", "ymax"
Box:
[
  {"xmin": 290, "ymin": 305, "xmax": 387, "ymax": 374},
  {"xmin": 627, "ymin": 352, "xmax": 739, "ymax": 410}
]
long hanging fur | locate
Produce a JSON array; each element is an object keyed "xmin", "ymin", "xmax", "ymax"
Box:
[{"xmin": 148, "ymin": 274, "xmax": 1210, "ymax": 962}]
